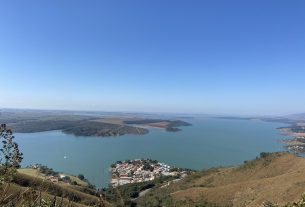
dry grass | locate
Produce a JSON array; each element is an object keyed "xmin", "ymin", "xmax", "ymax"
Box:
[
  {"xmin": 18, "ymin": 168, "xmax": 89, "ymax": 187},
  {"xmin": 2, "ymin": 171, "xmax": 116, "ymax": 207},
  {"xmin": 18, "ymin": 168, "xmax": 45, "ymax": 179},
  {"xmin": 147, "ymin": 122, "xmax": 170, "ymax": 129},
  {"xmin": 92, "ymin": 118, "xmax": 124, "ymax": 125},
  {"xmin": 5, "ymin": 183, "xmax": 90, "ymax": 207},
  {"xmin": 165, "ymin": 152, "xmax": 305, "ymax": 207}
]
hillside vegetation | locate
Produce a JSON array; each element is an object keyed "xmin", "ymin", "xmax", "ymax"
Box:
[{"xmin": 137, "ymin": 152, "xmax": 305, "ymax": 207}]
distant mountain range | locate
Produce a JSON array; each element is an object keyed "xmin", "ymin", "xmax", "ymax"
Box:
[{"xmin": 282, "ymin": 113, "xmax": 305, "ymax": 120}]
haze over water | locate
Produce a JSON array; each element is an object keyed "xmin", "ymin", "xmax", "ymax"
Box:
[{"xmin": 15, "ymin": 118, "xmax": 286, "ymax": 187}]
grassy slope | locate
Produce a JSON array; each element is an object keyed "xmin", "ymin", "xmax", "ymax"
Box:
[
  {"xmin": 138, "ymin": 152, "xmax": 305, "ymax": 207},
  {"xmin": 6, "ymin": 171, "xmax": 114, "ymax": 207},
  {"xmin": 18, "ymin": 168, "xmax": 89, "ymax": 187},
  {"xmin": 6, "ymin": 183, "xmax": 89, "ymax": 207}
]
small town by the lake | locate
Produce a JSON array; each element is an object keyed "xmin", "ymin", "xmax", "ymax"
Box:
[{"xmin": 110, "ymin": 159, "xmax": 186, "ymax": 187}]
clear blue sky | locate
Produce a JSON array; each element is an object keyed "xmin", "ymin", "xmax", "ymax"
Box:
[{"xmin": 0, "ymin": 0, "xmax": 304, "ymax": 115}]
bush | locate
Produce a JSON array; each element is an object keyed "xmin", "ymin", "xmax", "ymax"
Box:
[{"xmin": 78, "ymin": 174, "xmax": 85, "ymax": 180}]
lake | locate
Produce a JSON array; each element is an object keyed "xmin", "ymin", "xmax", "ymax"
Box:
[{"xmin": 15, "ymin": 118, "xmax": 288, "ymax": 188}]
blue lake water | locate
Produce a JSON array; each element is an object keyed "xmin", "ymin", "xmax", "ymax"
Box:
[{"xmin": 15, "ymin": 118, "xmax": 287, "ymax": 187}]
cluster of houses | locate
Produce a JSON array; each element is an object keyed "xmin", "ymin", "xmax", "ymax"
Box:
[
  {"xmin": 46, "ymin": 174, "xmax": 69, "ymax": 183},
  {"xmin": 28, "ymin": 164, "xmax": 69, "ymax": 184},
  {"xmin": 283, "ymin": 135, "xmax": 305, "ymax": 153},
  {"xmin": 110, "ymin": 159, "xmax": 179, "ymax": 187},
  {"xmin": 287, "ymin": 145, "xmax": 305, "ymax": 152}
]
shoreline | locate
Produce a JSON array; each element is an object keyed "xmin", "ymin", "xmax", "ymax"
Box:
[{"xmin": 277, "ymin": 126, "xmax": 305, "ymax": 154}]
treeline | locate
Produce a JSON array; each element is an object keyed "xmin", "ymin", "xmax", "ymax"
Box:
[
  {"xmin": 63, "ymin": 121, "xmax": 148, "ymax": 137},
  {"xmin": 103, "ymin": 175, "xmax": 180, "ymax": 206}
]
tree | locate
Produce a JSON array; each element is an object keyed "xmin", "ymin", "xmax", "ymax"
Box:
[
  {"xmin": 0, "ymin": 124, "xmax": 23, "ymax": 182},
  {"xmin": 0, "ymin": 124, "xmax": 23, "ymax": 206}
]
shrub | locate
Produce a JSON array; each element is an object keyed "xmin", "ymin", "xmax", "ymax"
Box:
[{"xmin": 78, "ymin": 174, "xmax": 85, "ymax": 180}]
